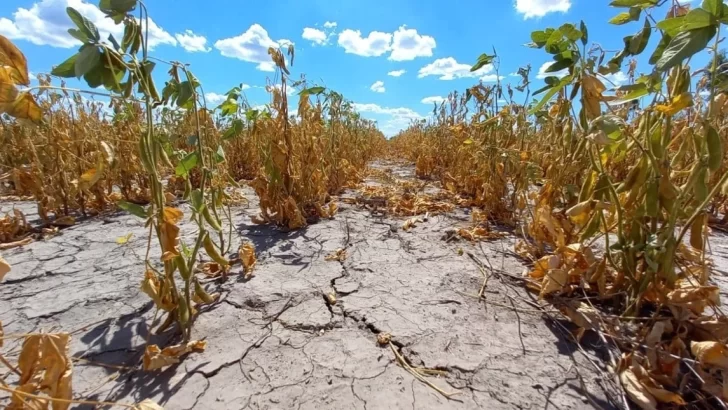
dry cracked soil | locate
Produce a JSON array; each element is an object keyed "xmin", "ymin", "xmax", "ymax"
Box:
[{"xmin": 4, "ymin": 161, "xmax": 728, "ymax": 409}]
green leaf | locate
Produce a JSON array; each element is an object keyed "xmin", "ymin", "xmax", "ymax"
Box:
[
  {"xmin": 67, "ymin": 28, "xmax": 89, "ymax": 43},
  {"xmin": 627, "ymin": 18, "xmax": 651, "ymax": 55},
  {"xmin": 613, "ymin": 82, "xmax": 649, "ymax": 103},
  {"xmin": 682, "ymin": 8, "xmax": 716, "ymax": 31},
  {"xmin": 298, "ymin": 86, "xmax": 326, "ymax": 96},
  {"xmin": 580, "ymin": 20, "xmax": 588, "ymax": 45},
  {"xmin": 175, "ymin": 151, "xmax": 199, "ymax": 177},
  {"xmin": 471, "ymin": 53, "xmax": 494, "ymax": 72},
  {"xmin": 66, "ymin": 7, "xmax": 100, "ymax": 42},
  {"xmin": 545, "ymin": 59, "xmax": 573, "ymax": 73},
  {"xmin": 223, "ymin": 119, "xmax": 243, "ymax": 140},
  {"xmin": 214, "ymin": 145, "xmax": 226, "ymax": 163},
  {"xmin": 51, "ymin": 54, "xmax": 78, "ymax": 78},
  {"xmin": 75, "ymin": 45, "xmax": 101, "ymax": 78},
  {"xmin": 190, "ymin": 189, "xmax": 204, "ymax": 212},
  {"xmin": 559, "ymin": 23, "xmax": 582, "ymax": 42},
  {"xmin": 703, "ymin": 0, "xmax": 722, "ymax": 17},
  {"xmin": 649, "ymin": 34, "xmax": 671, "ymax": 65},
  {"xmin": 657, "ymin": 16, "xmax": 687, "ymax": 36},
  {"xmin": 108, "ymin": 34, "xmax": 121, "ymax": 51},
  {"xmin": 219, "ymin": 99, "xmax": 238, "ymax": 116},
  {"xmin": 118, "ymin": 201, "xmax": 147, "ymax": 219},
  {"xmin": 610, "ymin": 7, "xmax": 641, "ymax": 25},
  {"xmin": 529, "ymin": 75, "xmax": 572, "ymax": 114},
  {"xmin": 656, "ymin": 26, "xmax": 717, "ymax": 72},
  {"xmin": 176, "ymin": 81, "xmax": 194, "ymax": 107},
  {"xmin": 83, "ymin": 63, "xmax": 106, "ymax": 88},
  {"xmin": 609, "ymin": 0, "xmax": 657, "ymax": 7},
  {"xmin": 100, "ymin": 0, "xmax": 137, "ymax": 14},
  {"xmin": 530, "ymin": 29, "xmax": 553, "ymax": 48}
]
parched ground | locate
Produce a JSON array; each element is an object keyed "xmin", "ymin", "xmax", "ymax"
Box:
[{"xmin": 7, "ymin": 161, "xmax": 728, "ymax": 409}]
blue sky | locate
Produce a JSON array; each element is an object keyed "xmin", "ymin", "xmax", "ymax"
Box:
[{"xmin": 0, "ymin": 0, "xmax": 710, "ymax": 136}]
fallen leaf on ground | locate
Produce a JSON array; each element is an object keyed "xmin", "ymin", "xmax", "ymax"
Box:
[
  {"xmin": 325, "ymin": 248, "xmax": 347, "ymax": 262},
  {"xmin": 143, "ymin": 340, "xmax": 207, "ymax": 371},
  {"xmin": 691, "ymin": 341, "xmax": 728, "ymax": 369},
  {"xmin": 0, "ymin": 256, "xmax": 10, "ymax": 281},
  {"xmin": 116, "ymin": 233, "xmax": 133, "ymax": 245},
  {"xmin": 135, "ymin": 399, "xmax": 165, "ymax": 410},
  {"xmin": 239, "ymin": 242, "xmax": 256, "ymax": 276}
]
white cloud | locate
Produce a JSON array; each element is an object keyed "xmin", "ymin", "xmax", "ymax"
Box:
[
  {"xmin": 175, "ymin": 30, "xmax": 210, "ymax": 52},
  {"xmin": 601, "ymin": 71, "xmax": 628, "ymax": 87},
  {"xmin": 215, "ymin": 24, "xmax": 289, "ymax": 71},
  {"xmin": 421, "ymin": 96, "xmax": 445, "ymax": 104},
  {"xmin": 388, "ymin": 69, "xmax": 406, "ymax": 77},
  {"xmin": 324, "ymin": 21, "xmax": 337, "ymax": 28},
  {"xmin": 0, "ymin": 0, "xmax": 176, "ymax": 49},
  {"xmin": 370, "ymin": 80, "xmax": 385, "ymax": 93},
  {"xmin": 418, "ymin": 57, "xmax": 492, "ymax": 80},
  {"xmin": 536, "ymin": 61, "xmax": 568, "ymax": 79},
  {"xmin": 302, "ymin": 27, "xmax": 327, "ymax": 45},
  {"xmin": 337, "ymin": 29, "xmax": 392, "ymax": 57},
  {"xmin": 389, "ymin": 25, "xmax": 436, "ymax": 61},
  {"xmin": 353, "ymin": 103, "xmax": 424, "ymax": 137},
  {"xmin": 481, "ymin": 74, "xmax": 505, "ymax": 82},
  {"xmin": 515, "ymin": 0, "xmax": 572, "ymax": 19},
  {"xmin": 205, "ymin": 92, "xmax": 227, "ymax": 105}
]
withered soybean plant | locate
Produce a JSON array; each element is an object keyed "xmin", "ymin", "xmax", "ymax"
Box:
[{"xmin": 50, "ymin": 0, "xmax": 226, "ymax": 353}]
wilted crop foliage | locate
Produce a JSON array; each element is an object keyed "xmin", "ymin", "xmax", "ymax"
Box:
[{"xmin": 393, "ymin": 1, "xmax": 728, "ymax": 406}]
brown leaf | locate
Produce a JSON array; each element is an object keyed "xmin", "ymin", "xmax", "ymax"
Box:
[
  {"xmin": 18, "ymin": 334, "xmax": 41, "ymax": 385},
  {"xmin": 0, "ymin": 35, "xmax": 30, "ymax": 85}
]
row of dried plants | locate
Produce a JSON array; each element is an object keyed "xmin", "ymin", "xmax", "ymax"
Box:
[{"xmin": 391, "ymin": 0, "xmax": 728, "ymax": 407}]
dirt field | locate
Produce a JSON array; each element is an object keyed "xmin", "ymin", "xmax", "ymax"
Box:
[{"xmin": 3, "ymin": 161, "xmax": 728, "ymax": 409}]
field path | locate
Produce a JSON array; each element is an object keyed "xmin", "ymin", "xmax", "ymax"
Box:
[{"xmin": 1, "ymin": 161, "xmax": 622, "ymax": 409}]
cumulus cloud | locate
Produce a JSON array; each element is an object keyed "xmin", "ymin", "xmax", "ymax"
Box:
[
  {"xmin": 389, "ymin": 25, "xmax": 436, "ymax": 61},
  {"xmin": 601, "ymin": 71, "xmax": 628, "ymax": 87},
  {"xmin": 353, "ymin": 102, "xmax": 424, "ymax": 137},
  {"xmin": 418, "ymin": 57, "xmax": 492, "ymax": 80},
  {"xmin": 175, "ymin": 30, "xmax": 210, "ymax": 52},
  {"xmin": 370, "ymin": 80, "xmax": 385, "ymax": 93},
  {"xmin": 421, "ymin": 96, "xmax": 445, "ymax": 104},
  {"xmin": 324, "ymin": 21, "xmax": 337, "ymax": 28},
  {"xmin": 0, "ymin": 0, "xmax": 175, "ymax": 49},
  {"xmin": 536, "ymin": 61, "xmax": 569, "ymax": 79},
  {"xmin": 388, "ymin": 69, "xmax": 406, "ymax": 77},
  {"xmin": 215, "ymin": 24, "xmax": 290, "ymax": 71},
  {"xmin": 515, "ymin": 0, "xmax": 572, "ymax": 19},
  {"xmin": 302, "ymin": 27, "xmax": 327, "ymax": 45},
  {"xmin": 205, "ymin": 92, "xmax": 227, "ymax": 105},
  {"xmin": 337, "ymin": 29, "xmax": 392, "ymax": 57}
]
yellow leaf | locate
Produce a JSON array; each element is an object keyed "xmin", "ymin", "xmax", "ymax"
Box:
[
  {"xmin": 10, "ymin": 92, "xmax": 42, "ymax": 123},
  {"xmin": 540, "ymin": 268, "xmax": 568, "ymax": 297},
  {"xmin": 655, "ymin": 92, "xmax": 693, "ymax": 116},
  {"xmin": 619, "ymin": 367, "xmax": 658, "ymax": 410},
  {"xmin": 143, "ymin": 341, "xmax": 207, "ymax": 371},
  {"xmin": 135, "ymin": 399, "xmax": 165, "ymax": 410},
  {"xmin": 462, "ymin": 138, "xmax": 473, "ymax": 145},
  {"xmin": 116, "ymin": 233, "xmax": 133, "ymax": 245},
  {"xmin": 0, "ymin": 256, "xmax": 10, "ymax": 282},
  {"xmin": 0, "ymin": 35, "xmax": 30, "ymax": 85},
  {"xmin": 239, "ymin": 242, "xmax": 257, "ymax": 274},
  {"xmin": 691, "ymin": 341, "xmax": 728, "ymax": 369},
  {"xmin": 0, "ymin": 68, "xmax": 18, "ymax": 114}
]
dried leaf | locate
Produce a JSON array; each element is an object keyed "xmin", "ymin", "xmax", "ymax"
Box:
[
  {"xmin": 239, "ymin": 242, "xmax": 256, "ymax": 275},
  {"xmin": 116, "ymin": 233, "xmax": 133, "ymax": 244},
  {"xmin": 325, "ymin": 248, "xmax": 347, "ymax": 262},
  {"xmin": 0, "ymin": 35, "xmax": 30, "ymax": 85},
  {"xmin": 691, "ymin": 341, "xmax": 728, "ymax": 369},
  {"xmin": 143, "ymin": 340, "xmax": 207, "ymax": 371},
  {"xmin": 377, "ymin": 332, "xmax": 392, "ymax": 345},
  {"xmin": 0, "ymin": 255, "xmax": 10, "ymax": 281},
  {"xmin": 619, "ymin": 367, "xmax": 658, "ymax": 410},
  {"xmin": 10, "ymin": 92, "xmax": 43, "ymax": 123},
  {"xmin": 135, "ymin": 399, "xmax": 165, "ymax": 410}
]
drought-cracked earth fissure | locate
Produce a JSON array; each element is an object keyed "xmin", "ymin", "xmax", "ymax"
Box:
[{"xmin": 0, "ymin": 161, "xmax": 656, "ymax": 409}]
